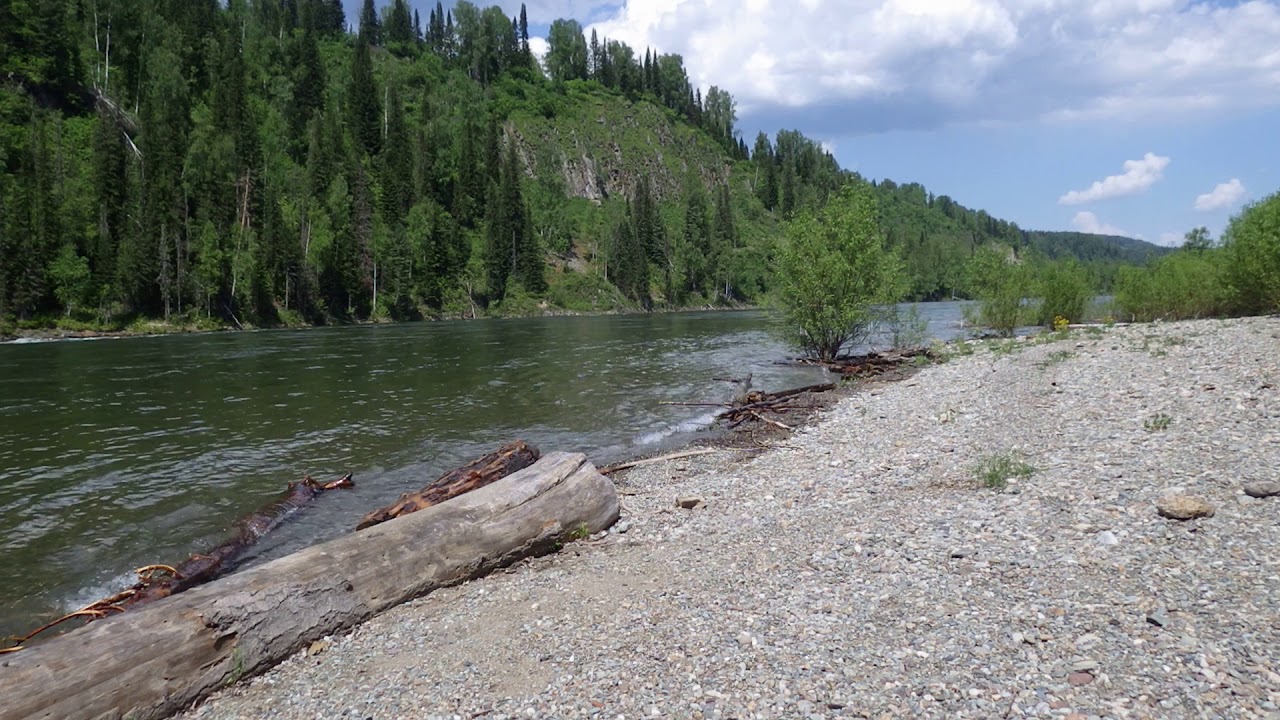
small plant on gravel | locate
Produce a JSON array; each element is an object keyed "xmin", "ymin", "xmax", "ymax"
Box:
[
  {"xmin": 973, "ymin": 452, "xmax": 1036, "ymax": 491},
  {"xmin": 1144, "ymin": 413, "xmax": 1173, "ymax": 432},
  {"xmin": 568, "ymin": 522, "xmax": 592, "ymax": 541},
  {"xmin": 989, "ymin": 338, "xmax": 1025, "ymax": 357},
  {"xmin": 1084, "ymin": 325, "xmax": 1105, "ymax": 338},
  {"xmin": 911, "ymin": 354, "xmax": 932, "ymax": 368},
  {"xmin": 1038, "ymin": 350, "xmax": 1074, "ymax": 368}
]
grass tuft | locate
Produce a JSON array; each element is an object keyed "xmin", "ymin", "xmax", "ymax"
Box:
[{"xmin": 974, "ymin": 452, "xmax": 1036, "ymax": 491}]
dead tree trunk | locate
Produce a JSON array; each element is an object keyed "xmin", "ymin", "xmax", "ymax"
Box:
[
  {"xmin": 0, "ymin": 452, "xmax": 618, "ymax": 720},
  {"xmin": 356, "ymin": 440, "xmax": 540, "ymax": 530}
]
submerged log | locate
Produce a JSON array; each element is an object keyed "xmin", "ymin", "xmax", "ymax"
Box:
[
  {"xmin": 126, "ymin": 473, "xmax": 355, "ymax": 608},
  {"xmin": 3, "ymin": 474, "xmax": 353, "ymax": 651},
  {"xmin": 356, "ymin": 440, "xmax": 540, "ymax": 530},
  {"xmin": 0, "ymin": 452, "xmax": 618, "ymax": 720}
]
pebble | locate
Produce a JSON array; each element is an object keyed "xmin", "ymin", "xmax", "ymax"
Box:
[
  {"xmin": 1243, "ymin": 481, "xmax": 1280, "ymax": 498},
  {"xmin": 179, "ymin": 317, "xmax": 1280, "ymax": 720},
  {"xmin": 1156, "ymin": 494, "xmax": 1216, "ymax": 520}
]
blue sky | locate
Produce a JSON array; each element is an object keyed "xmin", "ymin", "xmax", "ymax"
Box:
[{"xmin": 352, "ymin": 1, "xmax": 1280, "ymax": 245}]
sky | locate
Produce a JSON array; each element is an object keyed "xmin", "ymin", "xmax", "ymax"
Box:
[{"xmin": 353, "ymin": 1, "xmax": 1280, "ymax": 245}]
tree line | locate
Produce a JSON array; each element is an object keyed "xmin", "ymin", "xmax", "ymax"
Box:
[{"xmin": 0, "ymin": 0, "xmax": 1166, "ymax": 334}]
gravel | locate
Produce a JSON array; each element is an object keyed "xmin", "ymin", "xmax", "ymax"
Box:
[{"xmin": 183, "ymin": 316, "xmax": 1280, "ymax": 720}]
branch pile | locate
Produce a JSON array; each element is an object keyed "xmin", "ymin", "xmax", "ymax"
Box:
[
  {"xmin": 789, "ymin": 348, "xmax": 936, "ymax": 377},
  {"xmin": 717, "ymin": 382, "xmax": 836, "ymax": 429}
]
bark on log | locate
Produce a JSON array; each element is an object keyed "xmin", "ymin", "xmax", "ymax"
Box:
[
  {"xmin": 0, "ymin": 452, "xmax": 619, "ymax": 720},
  {"xmin": 355, "ymin": 440, "xmax": 540, "ymax": 530}
]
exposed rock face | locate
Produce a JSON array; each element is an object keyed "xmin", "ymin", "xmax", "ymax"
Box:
[{"xmin": 506, "ymin": 101, "xmax": 731, "ymax": 206}]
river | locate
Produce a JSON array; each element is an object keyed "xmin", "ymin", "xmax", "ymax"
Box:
[{"xmin": 0, "ymin": 304, "xmax": 970, "ymax": 639}]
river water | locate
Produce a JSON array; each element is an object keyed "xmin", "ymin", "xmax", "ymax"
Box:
[{"xmin": 0, "ymin": 305, "xmax": 969, "ymax": 639}]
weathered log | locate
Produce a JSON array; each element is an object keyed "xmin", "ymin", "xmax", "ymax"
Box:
[
  {"xmin": 0, "ymin": 452, "xmax": 619, "ymax": 720},
  {"xmin": 356, "ymin": 440, "xmax": 540, "ymax": 530}
]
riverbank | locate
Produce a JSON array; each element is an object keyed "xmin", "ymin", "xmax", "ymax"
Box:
[
  {"xmin": 180, "ymin": 315, "xmax": 1277, "ymax": 719},
  {"xmin": 0, "ymin": 300, "xmax": 758, "ymax": 344}
]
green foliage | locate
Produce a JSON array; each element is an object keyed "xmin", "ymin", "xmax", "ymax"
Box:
[
  {"xmin": 0, "ymin": 0, "xmax": 1178, "ymax": 333},
  {"xmin": 1115, "ymin": 250, "xmax": 1227, "ymax": 322},
  {"xmin": 1144, "ymin": 413, "xmax": 1172, "ymax": 432},
  {"xmin": 1221, "ymin": 192, "xmax": 1280, "ymax": 315},
  {"xmin": 965, "ymin": 245, "xmax": 1032, "ymax": 337},
  {"xmin": 775, "ymin": 182, "xmax": 906, "ymax": 361},
  {"xmin": 973, "ymin": 452, "xmax": 1036, "ymax": 491},
  {"xmin": 1034, "ymin": 260, "xmax": 1092, "ymax": 327},
  {"xmin": 49, "ymin": 244, "xmax": 90, "ymax": 316}
]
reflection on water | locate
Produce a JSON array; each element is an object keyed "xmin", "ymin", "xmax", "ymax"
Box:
[{"xmin": 0, "ymin": 304, "xmax": 970, "ymax": 637}]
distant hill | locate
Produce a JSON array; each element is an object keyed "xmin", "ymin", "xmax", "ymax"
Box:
[{"xmin": 0, "ymin": 0, "xmax": 1163, "ymax": 328}]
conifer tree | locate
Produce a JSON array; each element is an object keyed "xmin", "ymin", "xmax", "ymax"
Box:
[
  {"xmin": 386, "ymin": 0, "xmax": 413, "ymax": 46},
  {"xmin": 289, "ymin": 26, "xmax": 326, "ymax": 160},
  {"xmin": 518, "ymin": 4, "xmax": 531, "ymax": 65},
  {"xmin": 483, "ymin": 178, "xmax": 511, "ymax": 303},
  {"xmin": 348, "ymin": 36, "xmax": 381, "ymax": 158},
  {"xmin": 710, "ymin": 183, "xmax": 737, "ymax": 301},
  {"xmin": 380, "ymin": 83, "xmax": 413, "ymax": 231},
  {"xmin": 358, "ymin": 0, "xmax": 381, "ymax": 45}
]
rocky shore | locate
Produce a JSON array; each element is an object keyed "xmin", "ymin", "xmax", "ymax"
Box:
[{"xmin": 183, "ymin": 316, "xmax": 1280, "ymax": 720}]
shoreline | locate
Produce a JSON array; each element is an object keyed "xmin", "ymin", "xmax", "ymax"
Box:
[
  {"xmin": 0, "ymin": 302, "xmax": 761, "ymax": 345},
  {"xmin": 179, "ymin": 315, "xmax": 1279, "ymax": 720}
]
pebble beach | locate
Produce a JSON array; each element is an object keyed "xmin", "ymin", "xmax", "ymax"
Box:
[{"xmin": 184, "ymin": 316, "xmax": 1280, "ymax": 720}]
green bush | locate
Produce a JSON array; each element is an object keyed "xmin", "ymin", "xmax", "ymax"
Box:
[
  {"xmin": 1222, "ymin": 192, "xmax": 1280, "ymax": 315},
  {"xmin": 1115, "ymin": 250, "xmax": 1226, "ymax": 322},
  {"xmin": 775, "ymin": 182, "xmax": 906, "ymax": 361},
  {"xmin": 965, "ymin": 245, "xmax": 1032, "ymax": 337},
  {"xmin": 1035, "ymin": 260, "xmax": 1092, "ymax": 327}
]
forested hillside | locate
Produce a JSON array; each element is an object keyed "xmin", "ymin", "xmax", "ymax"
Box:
[{"xmin": 0, "ymin": 0, "xmax": 1167, "ymax": 332}]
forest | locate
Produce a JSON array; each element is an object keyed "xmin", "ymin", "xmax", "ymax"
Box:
[{"xmin": 0, "ymin": 0, "xmax": 1169, "ymax": 334}]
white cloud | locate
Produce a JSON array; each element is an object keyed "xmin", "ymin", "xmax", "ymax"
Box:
[
  {"xmin": 1072, "ymin": 211, "xmax": 1129, "ymax": 237},
  {"xmin": 580, "ymin": 0, "xmax": 1280, "ymax": 130},
  {"xmin": 1194, "ymin": 178, "xmax": 1246, "ymax": 211},
  {"xmin": 1058, "ymin": 153, "xmax": 1170, "ymax": 205},
  {"xmin": 528, "ymin": 36, "xmax": 549, "ymax": 62}
]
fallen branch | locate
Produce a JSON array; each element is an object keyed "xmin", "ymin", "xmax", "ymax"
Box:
[
  {"xmin": 749, "ymin": 412, "xmax": 793, "ymax": 432},
  {"xmin": 356, "ymin": 441, "xmax": 539, "ymax": 530},
  {"xmin": 657, "ymin": 401, "xmax": 730, "ymax": 407},
  {"xmin": 599, "ymin": 448, "xmax": 720, "ymax": 475}
]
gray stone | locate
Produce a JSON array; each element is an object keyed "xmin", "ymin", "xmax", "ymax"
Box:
[{"xmin": 1243, "ymin": 481, "xmax": 1280, "ymax": 498}]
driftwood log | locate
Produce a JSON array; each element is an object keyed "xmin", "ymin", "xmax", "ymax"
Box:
[
  {"xmin": 3, "ymin": 474, "xmax": 354, "ymax": 651},
  {"xmin": 356, "ymin": 440, "xmax": 540, "ymax": 530},
  {"xmin": 0, "ymin": 452, "xmax": 619, "ymax": 720}
]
